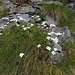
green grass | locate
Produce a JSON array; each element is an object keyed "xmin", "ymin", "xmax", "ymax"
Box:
[
  {"xmin": 53, "ymin": 42, "xmax": 75, "ymax": 75},
  {"xmin": 0, "ymin": 1, "xmax": 3, "ymax": 6},
  {"xmin": 0, "ymin": 24, "xmax": 52, "ymax": 75},
  {"xmin": 0, "ymin": 6, "xmax": 9, "ymax": 18},
  {"xmin": 0, "ymin": 23, "xmax": 75, "ymax": 75}
]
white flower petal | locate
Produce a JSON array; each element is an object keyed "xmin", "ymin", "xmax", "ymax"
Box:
[
  {"xmin": 47, "ymin": 36, "xmax": 51, "ymax": 40},
  {"xmin": 22, "ymin": 25, "xmax": 25, "ymax": 27},
  {"xmin": 54, "ymin": 48, "xmax": 58, "ymax": 51},
  {"xmin": 37, "ymin": 44, "xmax": 41, "ymax": 48},
  {"xmin": 51, "ymin": 51, "xmax": 56, "ymax": 55},
  {"xmin": 19, "ymin": 53, "xmax": 24, "ymax": 58},
  {"xmin": 46, "ymin": 46, "xmax": 51, "ymax": 51},
  {"xmin": 30, "ymin": 24, "xmax": 34, "ymax": 27},
  {"xmin": 0, "ymin": 33, "xmax": 3, "ymax": 35}
]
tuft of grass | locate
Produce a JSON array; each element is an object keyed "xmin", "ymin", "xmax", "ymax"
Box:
[
  {"xmin": 42, "ymin": 3, "xmax": 75, "ymax": 31},
  {"xmin": 53, "ymin": 41, "xmax": 75, "ymax": 75},
  {"xmin": 0, "ymin": 1, "xmax": 3, "ymax": 6},
  {"xmin": 0, "ymin": 6, "xmax": 9, "ymax": 18},
  {"xmin": 0, "ymin": 23, "xmax": 75, "ymax": 75},
  {"xmin": 0, "ymin": 25, "xmax": 52, "ymax": 75}
]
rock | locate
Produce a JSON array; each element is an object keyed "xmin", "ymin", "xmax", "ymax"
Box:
[
  {"xmin": 18, "ymin": 6, "xmax": 35, "ymax": 14},
  {"xmin": 50, "ymin": 51, "xmax": 66, "ymax": 64},
  {"xmin": 61, "ymin": 26, "xmax": 70, "ymax": 38},
  {"xmin": 72, "ymin": 31, "xmax": 75, "ymax": 37},
  {"xmin": 1, "ymin": 0, "xmax": 10, "ymax": 5},
  {"xmin": 45, "ymin": 1, "xmax": 63, "ymax": 6},
  {"xmin": 6, "ymin": 2, "xmax": 17, "ymax": 14},
  {"xmin": 54, "ymin": 26, "xmax": 70, "ymax": 42},
  {"xmin": 31, "ymin": 0, "xmax": 43, "ymax": 3},
  {"xmin": 54, "ymin": 43, "xmax": 62, "ymax": 51},
  {"xmin": 18, "ymin": 14, "xmax": 31, "ymax": 22},
  {"xmin": 67, "ymin": 3, "xmax": 74, "ymax": 9},
  {"xmin": 8, "ymin": 8, "xmax": 17, "ymax": 14},
  {"xmin": 31, "ymin": 15, "xmax": 41, "ymax": 23},
  {"xmin": 0, "ymin": 17, "xmax": 9, "ymax": 26}
]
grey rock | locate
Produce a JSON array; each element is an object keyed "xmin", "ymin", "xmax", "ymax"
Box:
[
  {"xmin": 45, "ymin": 1, "xmax": 63, "ymax": 6},
  {"xmin": 1, "ymin": 0, "xmax": 10, "ymax": 5},
  {"xmin": 18, "ymin": 14, "xmax": 31, "ymax": 22},
  {"xmin": 61, "ymin": 26, "xmax": 70, "ymax": 38},
  {"xmin": 0, "ymin": 17, "xmax": 9, "ymax": 26},
  {"xmin": 50, "ymin": 51, "xmax": 66, "ymax": 64},
  {"xmin": 54, "ymin": 26, "xmax": 70, "ymax": 42},
  {"xmin": 31, "ymin": 0, "xmax": 43, "ymax": 3},
  {"xmin": 54, "ymin": 43, "xmax": 62, "ymax": 51},
  {"xmin": 67, "ymin": 3, "xmax": 74, "ymax": 9},
  {"xmin": 72, "ymin": 31, "xmax": 75, "ymax": 37},
  {"xmin": 18, "ymin": 6, "xmax": 35, "ymax": 14}
]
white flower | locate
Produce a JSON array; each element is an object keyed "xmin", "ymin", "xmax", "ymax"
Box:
[
  {"xmin": 46, "ymin": 46, "xmax": 51, "ymax": 51},
  {"xmin": 48, "ymin": 32, "xmax": 55, "ymax": 35},
  {"xmin": 0, "ymin": 33, "xmax": 3, "ymax": 35},
  {"xmin": 55, "ymin": 32, "xmax": 62, "ymax": 36},
  {"xmin": 30, "ymin": 24, "xmax": 34, "ymax": 27},
  {"xmin": 47, "ymin": 36, "xmax": 51, "ymax": 40},
  {"xmin": 10, "ymin": 19, "xmax": 18, "ymax": 22},
  {"xmin": 2, "ymin": 17, "xmax": 9, "ymax": 20},
  {"xmin": 46, "ymin": 27, "xmax": 49, "ymax": 29},
  {"xmin": 16, "ymin": 14, "xmax": 20, "ymax": 16},
  {"xmin": 27, "ymin": 27, "xmax": 30, "ymax": 29},
  {"xmin": 51, "ymin": 37, "xmax": 59, "ymax": 44},
  {"xmin": 54, "ymin": 37, "xmax": 59, "ymax": 44},
  {"xmin": 54, "ymin": 48, "xmax": 58, "ymax": 51},
  {"xmin": 51, "ymin": 51, "xmax": 56, "ymax": 55},
  {"xmin": 23, "ymin": 27, "xmax": 27, "ymax": 30},
  {"xmin": 22, "ymin": 25, "xmax": 25, "ymax": 27},
  {"xmin": 36, "ymin": 15, "xmax": 40, "ymax": 18},
  {"xmin": 41, "ymin": 21, "xmax": 47, "ymax": 25},
  {"xmin": 4, "ymin": 25, "xmax": 7, "ymax": 27},
  {"xmin": 16, "ymin": 23, "xmax": 20, "ymax": 26},
  {"xmin": 38, "ymin": 18, "xmax": 41, "ymax": 21},
  {"xmin": 37, "ymin": 44, "xmax": 41, "ymax": 48},
  {"xmin": 43, "ymin": 24, "xmax": 46, "ymax": 27},
  {"xmin": 0, "ymin": 26, "xmax": 4, "ymax": 29},
  {"xmin": 7, "ymin": 22, "xmax": 9, "ymax": 24},
  {"xmin": 19, "ymin": 53, "xmax": 24, "ymax": 58},
  {"xmin": 31, "ymin": 16, "xmax": 34, "ymax": 18},
  {"xmin": 50, "ymin": 24, "xmax": 56, "ymax": 28}
]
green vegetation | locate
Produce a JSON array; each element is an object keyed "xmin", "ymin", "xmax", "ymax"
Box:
[
  {"xmin": 0, "ymin": 1, "xmax": 9, "ymax": 17},
  {"xmin": 0, "ymin": 6, "xmax": 9, "ymax": 18},
  {"xmin": 0, "ymin": 23, "xmax": 75, "ymax": 75},
  {"xmin": 0, "ymin": 24, "xmax": 52, "ymax": 75},
  {"xmin": 0, "ymin": 1, "xmax": 75, "ymax": 75},
  {"xmin": 53, "ymin": 42, "xmax": 75, "ymax": 75},
  {"xmin": 42, "ymin": 3, "xmax": 75, "ymax": 31},
  {"xmin": 0, "ymin": 1, "xmax": 3, "ymax": 6}
]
